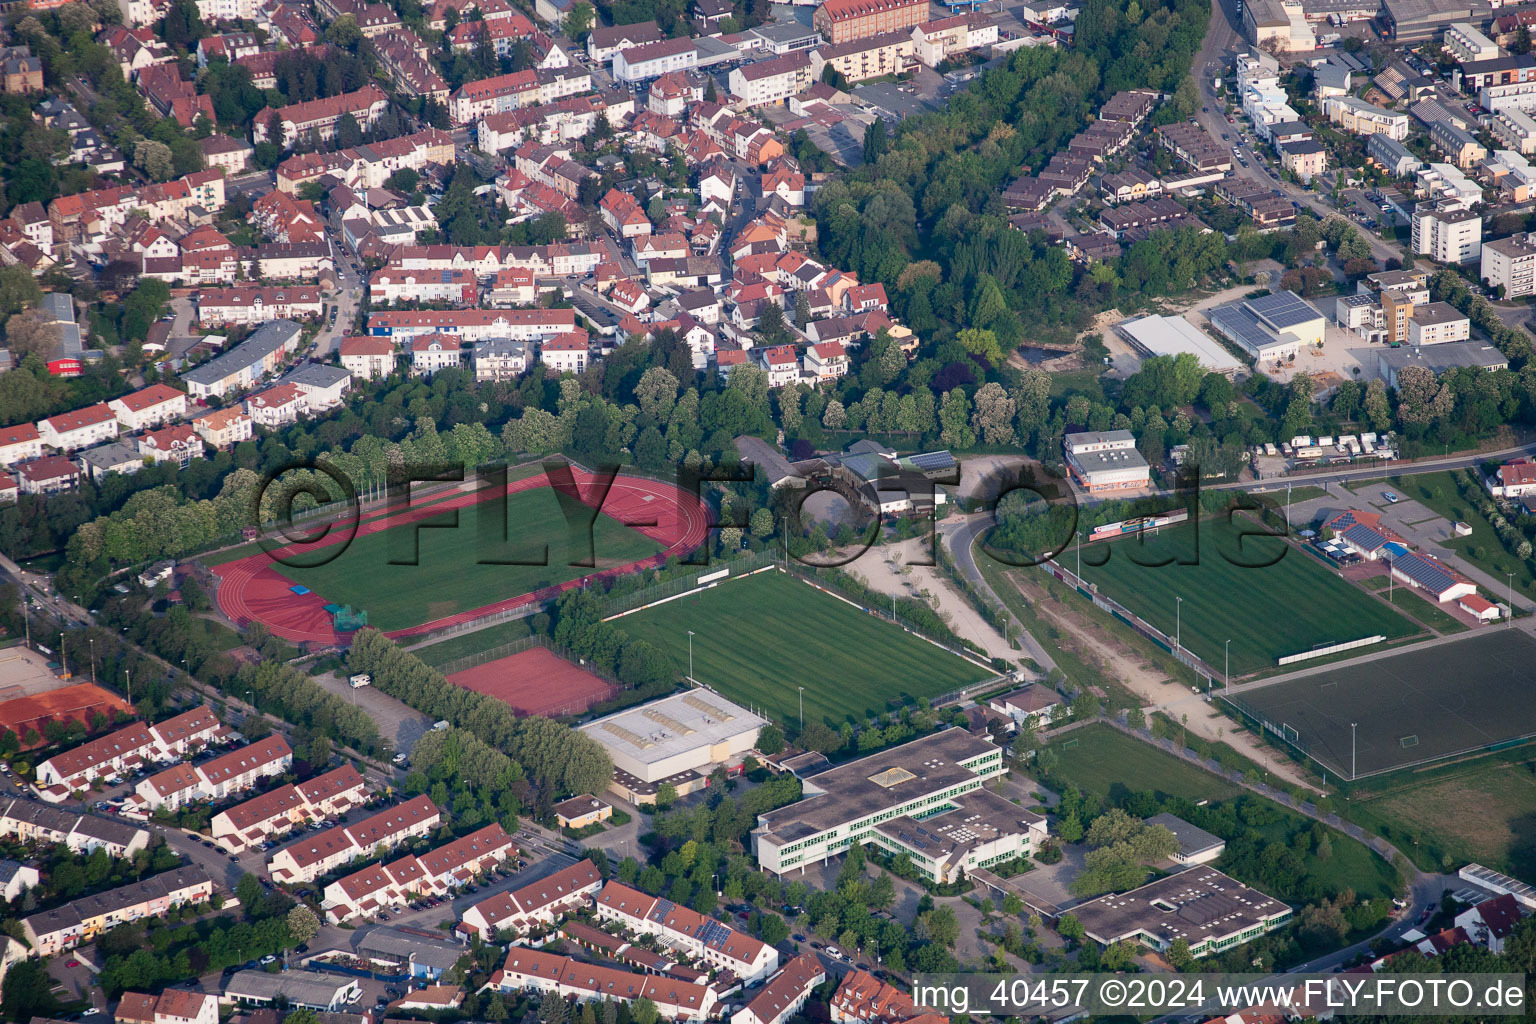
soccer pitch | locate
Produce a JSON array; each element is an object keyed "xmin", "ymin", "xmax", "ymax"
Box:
[
  {"xmin": 614, "ymin": 571, "xmax": 991, "ymax": 728},
  {"xmin": 1076, "ymin": 517, "xmax": 1420, "ymax": 676},
  {"xmin": 265, "ymin": 485, "xmax": 663, "ymax": 631}
]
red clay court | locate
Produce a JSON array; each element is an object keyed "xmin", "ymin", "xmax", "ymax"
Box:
[
  {"xmin": 446, "ymin": 647, "xmax": 618, "ymax": 717},
  {"xmin": 210, "ymin": 465, "xmax": 709, "ymax": 646},
  {"xmin": 0, "ymin": 683, "xmax": 134, "ymax": 746}
]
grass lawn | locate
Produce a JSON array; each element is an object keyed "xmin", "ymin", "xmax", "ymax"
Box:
[
  {"xmin": 1051, "ymin": 725, "xmax": 1398, "ymax": 899},
  {"xmin": 188, "ymin": 616, "xmax": 244, "ymax": 653},
  {"xmin": 614, "ymin": 570, "xmax": 989, "ymax": 728},
  {"xmin": 1349, "ymin": 755, "xmax": 1536, "ymax": 877},
  {"xmin": 260, "ymin": 486, "xmax": 663, "ymax": 631},
  {"xmin": 1048, "ymin": 724, "xmax": 1241, "ymax": 803},
  {"xmin": 1366, "ymin": 471, "xmax": 1536, "ymax": 601},
  {"xmin": 1077, "ymin": 517, "xmax": 1421, "ymax": 676},
  {"xmin": 1361, "ymin": 578, "xmax": 1469, "ymax": 635},
  {"xmin": 411, "ymin": 618, "xmax": 535, "ymax": 669}
]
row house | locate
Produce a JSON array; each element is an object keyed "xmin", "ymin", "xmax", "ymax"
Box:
[
  {"xmin": 370, "ymin": 265, "xmax": 478, "ymax": 305},
  {"xmin": 180, "ymin": 319, "xmax": 304, "ymax": 398},
  {"xmin": 275, "ymin": 127, "xmax": 455, "ymax": 194},
  {"xmin": 257, "ymin": 241, "xmax": 335, "ymax": 281},
  {"xmin": 210, "ymin": 764, "xmax": 368, "ymax": 853},
  {"xmin": 192, "ymin": 406, "xmax": 255, "ymax": 449},
  {"xmin": 378, "ymin": 241, "xmax": 602, "ymax": 278},
  {"xmin": 48, "ymin": 169, "xmax": 225, "ymax": 242},
  {"xmin": 114, "ymin": 990, "xmax": 218, "ymax": 1024},
  {"xmin": 21, "ymin": 867, "xmax": 212, "ymax": 957},
  {"xmin": 457, "ymin": 858, "xmax": 602, "ymax": 939},
  {"xmin": 633, "ymin": 232, "xmax": 689, "ymax": 264},
  {"xmin": 35, "ymin": 708, "xmax": 225, "ymax": 792},
  {"xmin": 732, "ymin": 956, "xmax": 826, "ymax": 1024},
  {"xmin": 0, "ymin": 799, "xmax": 148, "ymax": 858},
  {"xmin": 195, "ymin": 286, "xmax": 323, "ymax": 327},
  {"xmin": 124, "ymin": 735, "xmax": 293, "ymax": 815},
  {"xmin": 594, "ymin": 880, "xmax": 780, "ymax": 982},
  {"xmin": 427, "ymin": 0, "xmax": 522, "ymax": 30},
  {"xmin": 252, "ymin": 85, "xmax": 391, "ymax": 148},
  {"xmin": 316, "ymin": 0, "xmax": 401, "ymax": 32},
  {"xmin": 322, "ymin": 823, "xmax": 517, "ymax": 922},
  {"xmin": 477, "ymin": 94, "xmax": 613, "ymax": 153},
  {"xmin": 339, "ymin": 336, "xmax": 398, "ymax": 380},
  {"xmin": 587, "ymin": 20, "xmax": 665, "ymax": 63},
  {"xmin": 447, "ymin": 12, "xmax": 540, "ymax": 57},
  {"xmin": 38, "ymin": 404, "xmax": 118, "ymax": 453},
  {"xmin": 492, "ymin": 949, "xmax": 716, "ymax": 1022},
  {"xmin": 266, "ymin": 794, "xmax": 442, "ymax": 885},
  {"xmin": 513, "ymin": 144, "xmax": 600, "ymax": 199},
  {"xmin": 107, "ymin": 383, "xmax": 186, "ymax": 432},
  {"xmin": 138, "ymin": 424, "xmax": 204, "ymax": 468},
  {"xmin": 612, "ymin": 37, "xmax": 696, "ymax": 84},
  {"xmin": 0, "ymin": 425, "xmax": 41, "ymax": 467},
  {"xmin": 267, "ymin": 3, "xmax": 321, "ymax": 48},
  {"xmin": 374, "ymin": 29, "xmax": 452, "ymax": 104},
  {"xmin": 450, "ymin": 67, "xmax": 592, "ymax": 124},
  {"xmin": 368, "ymin": 307, "xmax": 578, "ymax": 344},
  {"xmin": 692, "ymin": 104, "xmax": 786, "ymax": 165}
]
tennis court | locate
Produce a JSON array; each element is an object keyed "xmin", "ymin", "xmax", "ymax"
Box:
[
  {"xmin": 1226, "ymin": 628, "xmax": 1536, "ymax": 779},
  {"xmin": 446, "ymin": 647, "xmax": 617, "ymax": 718}
]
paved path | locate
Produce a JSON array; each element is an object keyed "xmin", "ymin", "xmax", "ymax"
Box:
[{"xmin": 939, "ymin": 514, "xmax": 1059, "ymax": 674}]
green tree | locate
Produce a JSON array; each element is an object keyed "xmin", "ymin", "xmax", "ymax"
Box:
[
  {"xmin": 862, "ymin": 117, "xmax": 887, "ymax": 165},
  {"xmin": 756, "ymin": 723, "xmax": 785, "ymax": 755},
  {"xmin": 235, "ymin": 873, "xmax": 262, "ymax": 911},
  {"xmin": 563, "ymin": 1, "xmax": 595, "ymax": 40},
  {"xmin": 655, "ymin": 782, "xmax": 678, "ymax": 808},
  {"xmin": 286, "ymin": 904, "xmax": 320, "ymax": 945}
]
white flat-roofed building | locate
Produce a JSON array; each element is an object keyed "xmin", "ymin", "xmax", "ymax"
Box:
[
  {"xmin": 1063, "ymin": 429, "xmax": 1150, "ymax": 493},
  {"xmin": 222, "ymin": 970, "xmax": 361, "ymax": 1011},
  {"xmin": 1322, "ymin": 95, "xmax": 1410, "ymax": 139},
  {"xmin": 1116, "ymin": 314, "xmax": 1245, "ymax": 377},
  {"xmin": 1413, "ymin": 203, "xmax": 1482, "ymax": 264},
  {"xmin": 1445, "ymin": 22, "xmax": 1498, "ymax": 63},
  {"xmin": 1408, "ymin": 301, "xmax": 1471, "ymax": 345},
  {"xmin": 751, "ymin": 730, "xmax": 1006, "ymax": 878},
  {"xmin": 1206, "ymin": 289, "xmax": 1324, "ymax": 365},
  {"xmin": 1072, "ymin": 867, "xmax": 1291, "ymax": 958},
  {"xmin": 580, "ymin": 690, "xmax": 768, "ymax": 803},
  {"xmin": 1482, "ymin": 231, "xmax": 1536, "ymax": 297},
  {"xmin": 869, "ymin": 787, "xmax": 1047, "ymax": 884},
  {"xmin": 1492, "ymin": 107, "xmax": 1536, "ymax": 154}
]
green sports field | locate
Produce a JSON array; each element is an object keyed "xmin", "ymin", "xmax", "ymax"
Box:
[
  {"xmin": 1077, "ymin": 517, "xmax": 1420, "ymax": 676},
  {"xmin": 614, "ymin": 570, "xmax": 990, "ymax": 728},
  {"xmin": 260, "ymin": 486, "xmax": 663, "ymax": 631}
]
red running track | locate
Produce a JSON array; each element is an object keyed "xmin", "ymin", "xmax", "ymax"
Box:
[{"xmin": 210, "ymin": 467, "xmax": 710, "ymax": 646}]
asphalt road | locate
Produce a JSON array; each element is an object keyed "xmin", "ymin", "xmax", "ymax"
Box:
[
  {"xmin": 939, "ymin": 513, "xmax": 1059, "ymax": 674},
  {"xmin": 1190, "ymin": 0, "xmax": 1401, "ymax": 264}
]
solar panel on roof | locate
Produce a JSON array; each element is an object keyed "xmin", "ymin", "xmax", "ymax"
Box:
[
  {"xmin": 907, "ymin": 450, "xmax": 956, "ymax": 471},
  {"xmin": 1249, "ymin": 291, "xmax": 1320, "ymax": 330}
]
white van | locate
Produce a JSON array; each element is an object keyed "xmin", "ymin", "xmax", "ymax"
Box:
[{"xmin": 349, "ymin": 674, "xmax": 371, "ymax": 689}]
